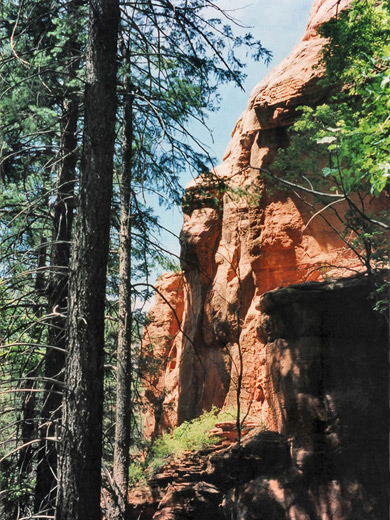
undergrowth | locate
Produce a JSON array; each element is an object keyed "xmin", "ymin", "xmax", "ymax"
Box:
[{"xmin": 129, "ymin": 406, "xmax": 235, "ymax": 485}]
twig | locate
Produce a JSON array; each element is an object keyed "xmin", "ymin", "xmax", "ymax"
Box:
[{"xmin": 10, "ymin": 0, "xmax": 30, "ymax": 68}]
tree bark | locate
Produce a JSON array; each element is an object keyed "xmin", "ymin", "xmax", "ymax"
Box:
[
  {"xmin": 35, "ymin": 1, "xmax": 82, "ymax": 511},
  {"xmin": 34, "ymin": 93, "xmax": 78, "ymax": 514},
  {"xmin": 110, "ymin": 60, "xmax": 134, "ymax": 519},
  {"xmin": 56, "ymin": 1, "xmax": 119, "ymax": 519}
]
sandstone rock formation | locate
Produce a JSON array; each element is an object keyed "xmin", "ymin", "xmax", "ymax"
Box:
[
  {"xmin": 141, "ymin": 0, "xmax": 364, "ymax": 435},
  {"xmin": 135, "ymin": 1, "xmax": 389, "ymax": 517},
  {"xmin": 131, "ymin": 277, "xmax": 389, "ymax": 519},
  {"xmin": 141, "ymin": 272, "xmax": 185, "ymax": 438}
]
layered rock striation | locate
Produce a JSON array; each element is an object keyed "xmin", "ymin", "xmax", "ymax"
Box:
[
  {"xmin": 142, "ymin": 0, "xmax": 364, "ymax": 436},
  {"xmin": 136, "ymin": 1, "xmax": 389, "ymax": 517},
  {"xmin": 132, "ymin": 277, "xmax": 389, "ymax": 519}
]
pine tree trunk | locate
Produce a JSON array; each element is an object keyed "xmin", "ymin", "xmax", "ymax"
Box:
[
  {"xmin": 35, "ymin": 1, "xmax": 82, "ymax": 511},
  {"xmin": 56, "ymin": 1, "xmax": 119, "ymax": 519},
  {"xmin": 34, "ymin": 92, "xmax": 78, "ymax": 514},
  {"xmin": 110, "ymin": 63, "xmax": 134, "ymax": 519}
]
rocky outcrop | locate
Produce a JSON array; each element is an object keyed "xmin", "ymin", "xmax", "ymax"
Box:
[
  {"xmin": 259, "ymin": 276, "xmax": 389, "ymax": 520},
  {"xmin": 136, "ymin": 2, "xmax": 390, "ymax": 516},
  {"xmin": 142, "ymin": 0, "xmax": 364, "ymax": 434},
  {"xmin": 141, "ymin": 272, "xmax": 186, "ymax": 438},
  {"xmin": 128, "ymin": 430, "xmax": 289, "ymax": 520},
  {"xmin": 131, "ymin": 277, "xmax": 389, "ymax": 519}
]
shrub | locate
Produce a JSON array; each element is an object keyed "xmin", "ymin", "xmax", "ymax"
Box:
[
  {"xmin": 129, "ymin": 406, "xmax": 235, "ymax": 482},
  {"xmin": 152, "ymin": 406, "xmax": 232, "ymax": 460}
]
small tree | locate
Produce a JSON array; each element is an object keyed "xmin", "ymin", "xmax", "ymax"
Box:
[{"xmin": 266, "ymin": 0, "xmax": 389, "ymax": 307}]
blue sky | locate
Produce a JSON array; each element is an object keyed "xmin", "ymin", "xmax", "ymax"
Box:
[
  {"xmin": 152, "ymin": 0, "xmax": 314, "ymax": 272},
  {"xmin": 205, "ymin": 0, "xmax": 313, "ymax": 161}
]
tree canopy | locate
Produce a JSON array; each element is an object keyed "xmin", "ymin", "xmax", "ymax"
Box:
[
  {"xmin": 273, "ymin": 0, "xmax": 389, "ymax": 286},
  {"xmin": 0, "ymin": 1, "xmax": 271, "ymax": 518}
]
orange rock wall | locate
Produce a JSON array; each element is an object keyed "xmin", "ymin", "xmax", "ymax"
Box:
[
  {"xmin": 141, "ymin": 0, "xmax": 366, "ymax": 435},
  {"xmin": 131, "ymin": 277, "xmax": 389, "ymax": 520},
  {"xmin": 141, "ymin": 272, "xmax": 185, "ymax": 438}
]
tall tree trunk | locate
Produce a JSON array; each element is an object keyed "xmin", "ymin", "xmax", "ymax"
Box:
[
  {"xmin": 110, "ymin": 60, "xmax": 134, "ymax": 519},
  {"xmin": 35, "ymin": 1, "xmax": 82, "ymax": 511},
  {"xmin": 34, "ymin": 92, "xmax": 78, "ymax": 514},
  {"xmin": 56, "ymin": 1, "xmax": 119, "ymax": 519}
]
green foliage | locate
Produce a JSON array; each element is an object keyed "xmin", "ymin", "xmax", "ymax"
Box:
[
  {"xmin": 128, "ymin": 406, "xmax": 235, "ymax": 484},
  {"xmin": 182, "ymin": 175, "xmax": 262, "ymax": 217},
  {"xmin": 154, "ymin": 406, "xmax": 230, "ymax": 455},
  {"xmin": 319, "ymin": 0, "xmax": 390, "ymax": 87},
  {"xmin": 274, "ymin": 0, "xmax": 390, "ymax": 282},
  {"xmin": 0, "ymin": 0, "xmax": 86, "ymax": 184},
  {"xmin": 0, "ymin": 463, "xmax": 36, "ymax": 517},
  {"xmin": 316, "ymin": 0, "xmax": 390, "ymax": 197}
]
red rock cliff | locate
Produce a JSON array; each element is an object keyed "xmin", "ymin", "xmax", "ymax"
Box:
[
  {"xmin": 131, "ymin": 277, "xmax": 389, "ymax": 520},
  {"xmin": 141, "ymin": 0, "xmax": 377, "ymax": 437}
]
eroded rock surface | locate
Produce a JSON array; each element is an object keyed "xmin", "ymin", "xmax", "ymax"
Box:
[
  {"xmin": 132, "ymin": 277, "xmax": 389, "ymax": 519},
  {"xmin": 142, "ymin": 0, "xmax": 363, "ymax": 433},
  {"xmin": 137, "ymin": 1, "xmax": 389, "ymax": 517},
  {"xmin": 141, "ymin": 272, "xmax": 185, "ymax": 438}
]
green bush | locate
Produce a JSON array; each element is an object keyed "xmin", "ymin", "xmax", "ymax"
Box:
[
  {"xmin": 152, "ymin": 406, "xmax": 232, "ymax": 462},
  {"xmin": 129, "ymin": 406, "xmax": 235, "ymax": 483},
  {"xmin": 128, "ymin": 459, "xmax": 148, "ymax": 486},
  {"xmin": 128, "ymin": 406, "xmax": 269, "ymax": 484}
]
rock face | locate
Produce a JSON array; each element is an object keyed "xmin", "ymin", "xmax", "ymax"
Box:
[
  {"xmin": 141, "ymin": 272, "xmax": 185, "ymax": 439},
  {"xmin": 132, "ymin": 277, "xmax": 389, "ymax": 519},
  {"xmin": 136, "ymin": 1, "xmax": 390, "ymax": 516},
  {"xmin": 142, "ymin": 0, "xmax": 364, "ymax": 434}
]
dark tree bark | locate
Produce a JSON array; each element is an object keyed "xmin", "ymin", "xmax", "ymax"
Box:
[
  {"xmin": 34, "ymin": 93, "xmax": 78, "ymax": 514},
  {"xmin": 35, "ymin": 2, "xmax": 82, "ymax": 511},
  {"xmin": 56, "ymin": 1, "xmax": 119, "ymax": 519},
  {"xmin": 110, "ymin": 57, "xmax": 134, "ymax": 519}
]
